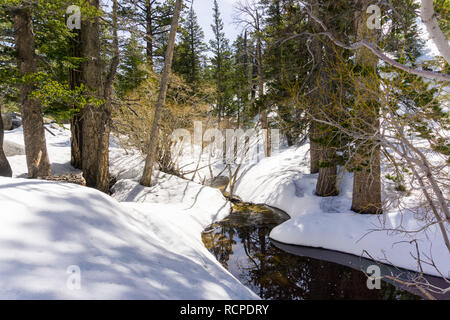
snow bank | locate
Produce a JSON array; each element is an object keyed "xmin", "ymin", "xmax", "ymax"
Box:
[
  {"xmin": 0, "ymin": 177, "xmax": 257, "ymax": 299},
  {"xmin": 109, "ymin": 149, "xmax": 231, "ymax": 226},
  {"xmin": 1, "ymin": 126, "xmax": 256, "ymax": 299},
  {"xmin": 232, "ymin": 145, "xmax": 450, "ymax": 278},
  {"xmin": 4, "ymin": 124, "xmax": 80, "ymax": 177}
]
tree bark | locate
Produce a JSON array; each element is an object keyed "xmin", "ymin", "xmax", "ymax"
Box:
[
  {"xmin": 95, "ymin": 0, "xmax": 119, "ymax": 193},
  {"xmin": 316, "ymin": 163, "xmax": 337, "ymax": 196},
  {"xmin": 316, "ymin": 38, "xmax": 340, "ymax": 197},
  {"xmin": 256, "ymin": 11, "xmax": 270, "ymax": 157},
  {"xmin": 145, "ymin": 0, "xmax": 154, "ymax": 67},
  {"xmin": 0, "ymin": 106, "xmax": 12, "ymax": 177},
  {"xmin": 351, "ymin": 1, "xmax": 382, "ymax": 214},
  {"xmin": 421, "ymin": 0, "xmax": 450, "ymax": 64},
  {"xmin": 309, "ymin": 4, "xmax": 323, "ymax": 175},
  {"xmin": 69, "ymin": 28, "xmax": 83, "ymax": 169},
  {"xmin": 309, "ymin": 122, "xmax": 320, "ymax": 174},
  {"xmin": 80, "ymin": 0, "xmax": 109, "ymax": 192},
  {"xmin": 140, "ymin": 0, "xmax": 183, "ymax": 187},
  {"xmin": 13, "ymin": 8, "xmax": 51, "ymax": 178}
]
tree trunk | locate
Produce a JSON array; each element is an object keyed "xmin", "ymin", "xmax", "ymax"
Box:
[
  {"xmin": 69, "ymin": 28, "xmax": 83, "ymax": 169},
  {"xmin": 256, "ymin": 12, "xmax": 270, "ymax": 157},
  {"xmin": 13, "ymin": 8, "xmax": 51, "ymax": 178},
  {"xmin": 316, "ymin": 39, "xmax": 340, "ymax": 197},
  {"xmin": 95, "ymin": 0, "xmax": 119, "ymax": 193},
  {"xmin": 0, "ymin": 106, "xmax": 12, "ymax": 177},
  {"xmin": 316, "ymin": 149, "xmax": 338, "ymax": 196},
  {"xmin": 351, "ymin": 1, "xmax": 382, "ymax": 214},
  {"xmin": 421, "ymin": 0, "xmax": 450, "ymax": 64},
  {"xmin": 71, "ymin": 114, "xmax": 83, "ymax": 169},
  {"xmin": 80, "ymin": 0, "xmax": 109, "ymax": 192},
  {"xmin": 140, "ymin": 0, "xmax": 183, "ymax": 187},
  {"xmin": 145, "ymin": 0, "xmax": 154, "ymax": 67},
  {"xmin": 308, "ymin": 4, "xmax": 323, "ymax": 175},
  {"xmin": 309, "ymin": 122, "xmax": 320, "ymax": 174}
]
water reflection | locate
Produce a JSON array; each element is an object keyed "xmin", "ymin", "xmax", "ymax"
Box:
[{"xmin": 202, "ymin": 203, "xmax": 418, "ymax": 300}]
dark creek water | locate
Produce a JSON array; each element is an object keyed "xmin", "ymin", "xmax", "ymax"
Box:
[{"xmin": 202, "ymin": 202, "xmax": 422, "ymax": 300}]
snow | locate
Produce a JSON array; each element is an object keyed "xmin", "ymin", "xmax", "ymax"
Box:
[
  {"xmin": 230, "ymin": 144, "xmax": 450, "ymax": 278},
  {"xmin": 0, "ymin": 125, "xmax": 258, "ymax": 299},
  {"xmin": 4, "ymin": 124, "xmax": 80, "ymax": 177},
  {"xmin": 1, "ymin": 118, "xmax": 448, "ymax": 299}
]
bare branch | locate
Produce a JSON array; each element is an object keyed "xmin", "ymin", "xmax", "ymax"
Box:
[{"xmin": 296, "ymin": 1, "xmax": 450, "ymax": 82}]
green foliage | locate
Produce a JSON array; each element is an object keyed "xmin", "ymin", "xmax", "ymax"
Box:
[
  {"xmin": 434, "ymin": 0, "xmax": 450, "ymax": 37},
  {"xmin": 0, "ymin": 0, "xmax": 104, "ymax": 122},
  {"xmin": 173, "ymin": 5, "xmax": 207, "ymax": 86},
  {"xmin": 116, "ymin": 36, "xmax": 147, "ymax": 97},
  {"xmin": 209, "ymin": 0, "xmax": 235, "ymax": 119}
]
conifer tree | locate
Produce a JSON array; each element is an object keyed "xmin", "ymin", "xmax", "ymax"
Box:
[
  {"xmin": 210, "ymin": 0, "xmax": 234, "ymax": 120},
  {"xmin": 173, "ymin": 5, "xmax": 207, "ymax": 86},
  {"xmin": 116, "ymin": 36, "xmax": 147, "ymax": 97}
]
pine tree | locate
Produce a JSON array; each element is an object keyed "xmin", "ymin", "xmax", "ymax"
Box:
[
  {"xmin": 116, "ymin": 36, "xmax": 147, "ymax": 97},
  {"xmin": 12, "ymin": 6, "xmax": 52, "ymax": 178},
  {"xmin": 231, "ymin": 33, "xmax": 253, "ymax": 126},
  {"xmin": 210, "ymin": 0, "xmax": 234, "ymax": 120},
  {"xmin": 173, "ymin": 5, "xmax": 207, "ymax": 86},
  {"xmin": 141, "ymin": 0, "xmax": 183, "ymax": 187},
  {"xmin": 119, "ymin": 0, "xmax": 175, "ymax": 68},
  {"xmin": 351, "ymin": 0, "xmax": 382, "ymax": 214},
  {"xmin": 262, "ymin": 0, "xmax": 309, "ymax": 146}
]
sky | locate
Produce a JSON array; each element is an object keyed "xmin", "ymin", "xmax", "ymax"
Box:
[{"xmin": 192, "ymin": 0, "xmax": 242, "ymax": 45}]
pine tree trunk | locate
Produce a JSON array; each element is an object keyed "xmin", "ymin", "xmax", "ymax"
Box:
[
  {"xmin": 71, "ymin": 114, "xmax": 83, "ymax": 169},
  {"xmin": 316, "ymin": 148, "xmax": 338, "ymax": 196},
  {"xmin": 141, "ymin": 0, "xmax": 183, "ymax": 187},
  {"xmin": 316, "ymin": 40, "xmax": 340, "ymax": 197},
  {"xmin": 13, "ymin": 8, "xmax": 51, "ymax": 178},
  {"xmin": 69, "ymin": 28, "xmax": 83, "ymax": 169},
  {"xmin": 256, "ymin": 12, "xmax": 270, "ymax": 157},
  {"xmin": 257, "ymin": 55, "xmax": 269, "ymax": 157},
  {"xmin": 351, "ymin": 1, "xmax": 382, "ymax": 214},
  {"xmin": 80, "ymin": 0, "xmax": 109, "ymax": 192},
  {"xmin": 309, "ymin": 122, "xmax": 320, "ymax": 174},
  {"xmin": 0, "ymin": 106, "xmax": 12, "ymax": 177},
  {"xmin": 309, "ymin": 4, "xmax": 322, "ymax": 174},
  {"xmin": 145, "ymin": 0, "xmax": 154, "ymax": 67}
]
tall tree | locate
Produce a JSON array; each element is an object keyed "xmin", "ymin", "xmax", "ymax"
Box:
[
  {"xmin": 80, "ymin": 0, "xmax": 119, "ymax": 192},
  {"xmin": 262, "ymin": 0, "xmax": 308, "ymax": 147},
  {"xmin": 231, "ymin": 33, "xmax": 253, "ymax": 126},
  {"xmin": 312, "ymin": 1, "xmax": 352, "ymax": 197},
  {"xmin": 235, "ymin": 0, "xmax": 271, "ymax": 156},
  {"xmin": 173, "ymin": 4, "xmax": 207, "ymax": 86},
  {"xmin": 12, "ymin": 6, "xmax": 51, "ymax": 178},
  {"xmin": 307, "ymin": 3, "xmax": 322, "ymax": 174},
  {"xmin": 120, "ymin": 0, "xmax": 174, "ymax": 68},
  {"xmin": 116, "ymin": 35, "xmax": 147, "ymax": 97},
  {"xmin": 351, "ymin": 0, "xmax": 382, "ymax": 214},
  {"xmin": 210, "ymin": 0, "xmax": 234, "ymax": 120},
  {"xmin": 69, "ymin": 18, "xmax": 83, "ymax": 169},
  {"xmin": 141, "ymin": 0, "xmax": 183, "ymax": 187}
]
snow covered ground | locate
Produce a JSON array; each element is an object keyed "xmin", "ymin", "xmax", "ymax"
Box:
[
  {"xmin": 230, "ymin": 144, "xmax": 449, "ymax": 279},
  {"xmin": 1, "ymin": 121, "xmax": 448, "ymax": 299},
  {"xmin": 0, "ymin": 125, "xmax": 258, "ymax": 299},
  {"xmin": 160, "ymin": 128, "xmax": 449, "ymax": 278}
]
